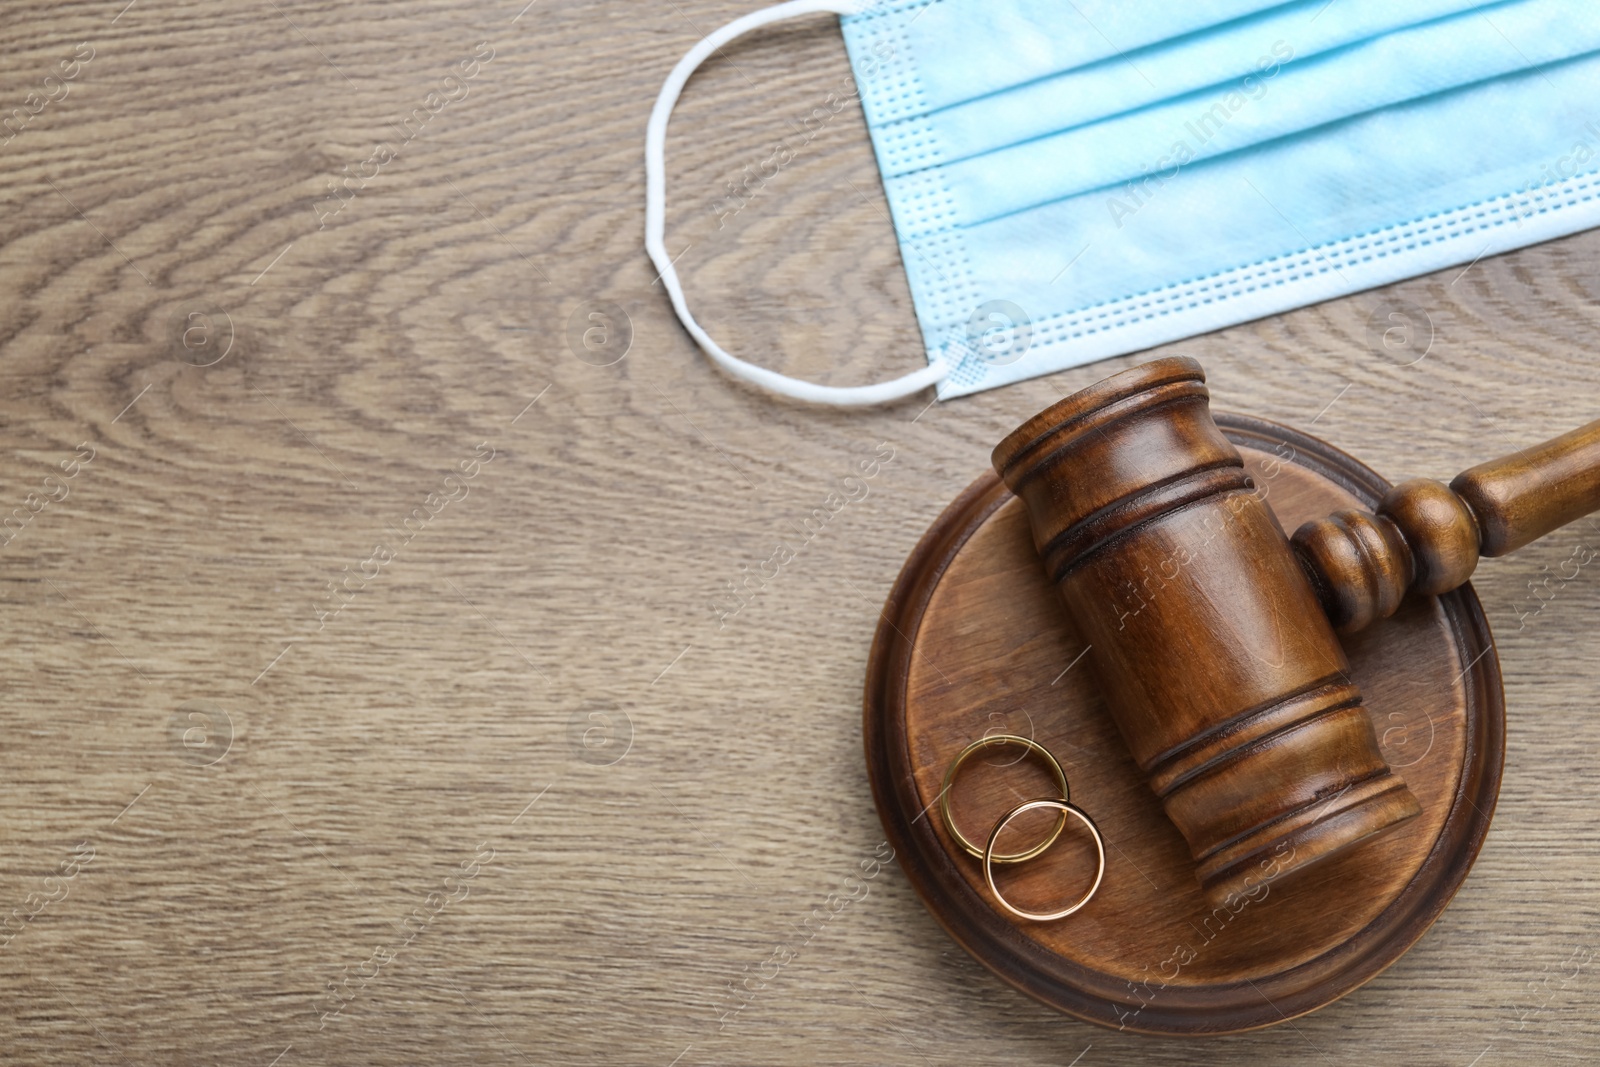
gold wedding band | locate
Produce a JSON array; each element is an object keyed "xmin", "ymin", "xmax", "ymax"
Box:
[
  {"xmin": 939, "ymin": 733, "xmax": 1069, "ymax": 864},
  {"xmin": 983, "ymin": 799, "xmax": 1106, "ymax": 922}
]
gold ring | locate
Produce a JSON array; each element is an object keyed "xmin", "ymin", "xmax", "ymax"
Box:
[
  {"xmin": 939, "ymin": 733, "xmax": 1069, "ymax": 864},
  {"xmin": 983, "ymin": 799, "xmax": 1106, "ymax": 922}
]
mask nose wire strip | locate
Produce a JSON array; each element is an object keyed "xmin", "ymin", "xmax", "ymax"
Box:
[{"xmin": 644, "ymin": 0, "xmax": 951, "ymax": 407}]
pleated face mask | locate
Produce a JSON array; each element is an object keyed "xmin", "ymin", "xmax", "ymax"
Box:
[{"xmin": 646, "ymin": 0, "xmax": 1600, "ymax": 405}]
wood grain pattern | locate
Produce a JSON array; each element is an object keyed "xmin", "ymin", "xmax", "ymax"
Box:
[{"xmin": 1, "ymin": 1, "xmax": 1599, "ymax": 1063}]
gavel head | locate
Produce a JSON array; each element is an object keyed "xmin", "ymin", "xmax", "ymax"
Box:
[{"xmin": 992, "ymin": 356, "xmax": 1420, "ymax": 902}]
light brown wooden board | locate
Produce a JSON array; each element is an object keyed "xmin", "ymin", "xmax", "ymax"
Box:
[{"xmin": 1, "ymin": 1, "xmax": 1598, "ymax": 1063}]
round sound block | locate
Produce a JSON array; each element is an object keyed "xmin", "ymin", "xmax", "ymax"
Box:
[{"xmin": 863, "ymin": 414, "xmax": 1504, "ymax": 1036}]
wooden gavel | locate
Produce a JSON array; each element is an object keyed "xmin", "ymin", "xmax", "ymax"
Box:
[{"xmin": 993, "ymin": 357, "xmax": 1600, "ymax": 902}]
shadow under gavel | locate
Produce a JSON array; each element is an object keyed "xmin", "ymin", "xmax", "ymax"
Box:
[{"xmin": 993, "ymin": 357, "xmax": 1600, "ymax": 902}]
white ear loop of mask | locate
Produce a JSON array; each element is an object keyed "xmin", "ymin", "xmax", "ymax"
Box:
[{"xmin": 645, "ymin": 0, "xmax": 951, "ymax": 407}]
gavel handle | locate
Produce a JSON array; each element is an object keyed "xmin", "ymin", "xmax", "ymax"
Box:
[{"xmin": 1293, "ymin": 419, "xmax": 1600, "ymax": 633}]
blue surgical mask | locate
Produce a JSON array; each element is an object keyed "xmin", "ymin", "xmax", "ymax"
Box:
[{"xmin": 646, "ymin": 0, "xmax": 1600, "ymax": 404}]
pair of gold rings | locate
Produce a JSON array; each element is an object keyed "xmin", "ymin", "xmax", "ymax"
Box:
[{"xmin": 939, "ymin": 734, "xmax": 1105, "ymax": 922}]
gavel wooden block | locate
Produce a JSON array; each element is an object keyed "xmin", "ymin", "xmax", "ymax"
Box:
[{"xmin": 993, "ymin": 357, "xmax": 1600, "ymax": 901}]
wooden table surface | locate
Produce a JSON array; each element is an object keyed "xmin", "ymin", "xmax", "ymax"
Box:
[{"xmin": 2, "ymin": 2, "xmax": 1598, "ymax": 1064}]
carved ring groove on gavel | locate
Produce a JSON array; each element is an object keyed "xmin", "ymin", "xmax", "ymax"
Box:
[{"xmin": 993, "ymin": 357, "xmax": 1600, "ymax": 902}]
